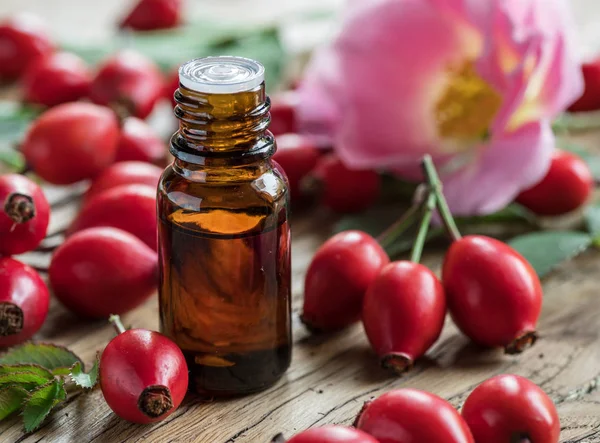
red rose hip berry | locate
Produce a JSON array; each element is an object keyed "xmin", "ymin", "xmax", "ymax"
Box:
[
  {"xmin": 22, "ymin": 102, "xmax": 120, "ymax": 184},
  {"xmin": 355, "ymin": 388, "xmax": 474, "ymax": 443},
  {"xmin": 49, "ymin": 227, "xmax": 158, "ymax": 318},
  {"xmin": 306, "ymin": 155, "xmax": 381, "ymax": 213},
  {"xmin": 362, "ymin": 261, "xmax": 446, "ymax": 374},
  {"xmin": 22, "ymin": 52, "xmax": 91, "ymax": 107},
  {"xmin": 84, "ymin": 161, "xmax": 162, "ymax": 203},
  {"xmin": 100, "ymin": 316, "xmax": 188, "ymax": 424},
  {"xmin": 568, "ymin": 58, "xmax": 600, "ymax": 112},
  {"xmin": 0, "ymin": 13, "xmax": 54, "ymax": 81},
  {"xmin": 164, "ymin": 68, "xmax": 179, "ymax": 107},
  {"xmin": 89, "ymin": 50, "xmax": 164, "ymax": 119},
  {"xmin": 516, "ymin": 150, "xmax": 593, "ymax": 216},
  {"xmin": 462, "ymin": 374, "xmax": 560, "ymax": 443},
  {"xmin": 273, "ymin": 134, "xmax": 321, "ymax": 201},
  {"xmin": 278, "ymin": 425, "xmax": 378, "ymax": 443},
  {"xmin": 0, "ymin": 258, "xmax": 49, "ymax": 347},
  {"xmin": 120, "ymin": 0, "xmax": 183, "ymax": 31},
  {"xmin": 68, "ymin": 184, "xmax": 157, "ymax": 250},
  {"xmin": 442, "ymin": 235, "xmax": 542, "ymax": 353},
  {"xmin": 0, "ymin": 174, "xmax": 50, "ymax": 255},
  {"xmin": 115, "ymin": 116, "xmax": 166, "ymax": 165},
  {"xmin": 302, "ymin": 230, "xmax": 389, "ymax": 332},
  {"xmin": 270, "ymin": 91, "xmax": 298, "ymax": 136}
]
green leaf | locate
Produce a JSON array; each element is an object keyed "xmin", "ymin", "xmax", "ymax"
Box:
[
  {"xmin": 585, "ymin": 203, "xmax": 600, "ymax": 238},
  {"xmin": 0, "ymin": 343, "xmax": 83, "ymax": 372},
  {"xmin": 0, "ymin": 372, "xmax": 51, "ymax": 390},
  {"xmin": 0, "ymin": 385, "xmax": 29, "ymax": 420},
  {"xmin": 69, "ymin": 355, "xmax": 99, "ymax": 389},
  {"xmin": 509, "ymin": 231, "xmax": 593, "ymax": 277},
  {"xmin": 0, "ymin": 149, "xmax": 25, "ymax": 172},
  {"xmin": 0, "ymin": 365, "xmax": 53, "ymax": 380},
  {"xmin": 0, "ymin": 102, "xmax": 38, "ymax": 144},
  {"xmin": 553, "ymin": 112, "xmax": 600, "ymax": 133},
  {"xmin": 22, "ymin": 379, "xmax": 66, "ymax": 432},
  {"xmin": 560, "ymin": 143, "xmax": 600, "ymax": 181}
]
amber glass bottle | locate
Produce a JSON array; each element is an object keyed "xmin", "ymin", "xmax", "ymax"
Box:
[{"xmin": 158, "ymin": 57, "xmax": 291, "ymax": 396}]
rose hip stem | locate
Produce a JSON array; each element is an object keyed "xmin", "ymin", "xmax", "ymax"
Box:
[
  {"xmin": 109, "ymin": 314, "xmax": 127, "ymax": 335},
  {"xmin": 376, "ymin": 184, "xmax": 429, "ymax": 250},
  {"xmin": 422, "ymin": 154, "xmax": 462, "ymax": 241},
  {"xmin": 410, "ymin": 191, "xmax": 436, "ymax": 263}
]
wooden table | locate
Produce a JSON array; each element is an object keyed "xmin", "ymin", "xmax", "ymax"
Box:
[{"xmin": 2, "ymin": 1, "xmax": 600, "ymax": 442}]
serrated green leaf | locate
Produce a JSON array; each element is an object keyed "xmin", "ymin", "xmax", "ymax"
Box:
[
  {"xmin": 0, "ymin": 384, "xmax": 29, "ymax": 420},
  {"xmin": 509, "ymin": 231, "xmax": 592, "ymax": 277},
  {"xmin": 69, "ymin": 356, "xmax": 99, "ymax": 389},
  {"xmin": 0, "ymin": 372, "xmax": 50, "ymax": 390},
  {"xmin": 22, "ymin": 379, "xmax": 66, "ymax": 432},
  {"xmin": 0, "ymin": 365, "xmax": 53, "ymax": 380},
  {"xmin": 0, "ymin": 343, "xmax": 83, "ymax": 372}
]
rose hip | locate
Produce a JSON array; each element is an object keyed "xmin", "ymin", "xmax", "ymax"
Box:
[
  {"xmin": 0, "ymin": 257, "xmax": 49, "ymax": 347},
  {"xmin": 89, "ymin": 50, "xmax": 164, "ymax": 119},
  {"xmin": 49, "ymin": 227, "xmax": 158, "ymax": 318},
  {"xmin": 85, "ymin": 161, "xmax": 162, "ymax": 203},
  {"xmin": 355, "ymin": 388, "xmax": 474, "ymax": 443},
  {"xmin": 273, "ymin": 134, "xmax": 321, "ymax": 201},
  {"xmin": 100, "ymin": 316, "xmax": 188, "ymax": 424},
  {"xmin": 22, "ymin": 52, "xmax": 91, "ymax": 107},
  {"xmin": 119, "ymin": 0, "xmax": 183, "ymax": 31},
  {"xmin": 164, "ymin": 68, "xmax": 179, "ymax": 108},
  {"xmin": 22, "ymin": 102, "xmax": 120, "ymax": 184},
  {"xmin": 0, "ymin": 13, "xmax": 54, "ymax": 81},
  {"xmin": 270, "ymin": 91, "xmax": 298, "ymax": 136},
  {"xmin": 307, "ymin": 155, "xmax": 381, "ymax": 213},
  {"xmin": 442, "ymin": 235, "xmax": 542, "ymax": 353},
  {"xmin": 115, "ymin": 116, "xmax": 167, "ymax": 165},
  {"xmin": 362, "ymin": 261, "xmax": 446, "ymax": 374},
  {"xmin": 462, "ymin": 374, "xmax": 560, "ymax": 443},
  {"xmin": 277, "ymin": 425, "xmax": 379, "ymax": 443},
  {"xmin": 568, "ymin": 58, "xmax": 600, "ymax": 112},
  {"xmin": 0, "ymin": 174, "xmax": 50, "ymax": 256},
  {"xmin": 68, "ymin": 184, "xmax": 157, "ymax": 250},
  {"xmin": 516, "ymin": 150, "xmax": 593, "ymax": 216},
  {"xmin": 302, "ymin": 230, "xmax": 389, "ymax": 332}
]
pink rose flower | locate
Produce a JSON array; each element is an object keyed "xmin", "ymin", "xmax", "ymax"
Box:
[{"xmin": 297, "ymin": 0, "xmax": 584, "ymax": 215}]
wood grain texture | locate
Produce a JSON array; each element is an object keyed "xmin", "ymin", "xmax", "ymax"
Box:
[{"xmin": 1, "ymin": 184, "xmax": 600, "ymax": 442}]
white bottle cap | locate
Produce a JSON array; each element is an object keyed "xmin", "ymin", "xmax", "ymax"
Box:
[{"xmin": 178, "ymin": 56, "xmax": 265, "ymax": 94}]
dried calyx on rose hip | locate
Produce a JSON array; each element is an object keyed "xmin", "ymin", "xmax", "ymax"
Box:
[
  {"xmin": 21, "ymin": 102, "xmax": 120, "ymax": 184},
  {"xmin": 272, "ymin": 425, "xmax": 379, "ymax": 443},
  {"xmin": 100, "ymin": 315, "xmax": 188, "ymax": 424},
  {"xmin": 49, "ymin": 227, "xmax": 158, "ymax": 318},
  {"xmin": 354, "ymin": 388, "xmax": 474, "ymax": 442},
  {"xmin": 0, "ymin": 258, "xmax": 49, "ymax": 347},
  {"xmin": 0, "ymin": 174, "xmax": 50, "ymax": 255},
  {"xmin": 462, "ymin": 374, "xmax": 560, "ymax": 443},
  {"xmin": 302, "ymin": 230, "xmax": 389, "ymax": 332}
]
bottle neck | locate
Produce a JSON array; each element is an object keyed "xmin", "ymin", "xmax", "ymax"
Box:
[{"xmin": 171, "ymin": 83, "xmax": 274, "ymax": 164}]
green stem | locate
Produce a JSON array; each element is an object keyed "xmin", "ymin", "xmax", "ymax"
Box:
[
  {"xmin": 377, "ymin": 185, "xmax": 427, "ymax": 249},
  {"xmin": 410, "ymin": 191, "xmax": 436, "ymax": 263},
  {"xmin": 109, "ymin": 315, "xmax": 126, "ymax": 335},
  {"xmin": 421, "ymin": 155, "xmax": 462, "ymax": 241}
]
